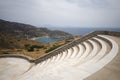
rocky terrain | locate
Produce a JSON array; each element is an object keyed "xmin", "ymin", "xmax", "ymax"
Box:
[
  {"xmin": 0, "ymin": 19, "xmax": 72, "ymax": 39},
  {"xmin": 0, "ymin": 19, "xmax": 73, "ymax": 58}
]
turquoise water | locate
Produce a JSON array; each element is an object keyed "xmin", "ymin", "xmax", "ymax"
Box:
[{"xmin": 36, "ymin": 37, "xmax": 61, "ymax": 43}]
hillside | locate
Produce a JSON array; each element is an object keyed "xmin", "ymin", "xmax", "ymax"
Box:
[
  {"xmin": 0, "ymin": 19, "xmax": 72, "ymax": 39},
  {"xmin": 0, "ymin": 19, "xmax": 73, "ymax": 58}
]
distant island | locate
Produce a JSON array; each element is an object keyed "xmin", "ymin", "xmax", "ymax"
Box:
[{"xmin": 0, "ymin": 19, "xmax": 78, "ymax": 58}]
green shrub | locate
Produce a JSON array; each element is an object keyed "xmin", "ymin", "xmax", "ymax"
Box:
[
  {"xmin": 0, "ymin": 51, "xmax": 9, "ymax": 54},
  {"xmin": 24, "ymin": 44, "xmax": 44, "ymax": 52}
]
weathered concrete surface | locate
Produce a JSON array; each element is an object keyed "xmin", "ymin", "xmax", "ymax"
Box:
[
  {"xmin": 0, "ymin": 31, "xmax": 120, "ymax": 80},
  {"xmin": 85, "ymin": 35, "xmax": 120, "ymax": 80}
]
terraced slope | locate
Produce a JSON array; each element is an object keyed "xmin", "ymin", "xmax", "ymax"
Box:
[{"xmin": 0, "ymin": 31, "xmax": 120, "ymax": 80}]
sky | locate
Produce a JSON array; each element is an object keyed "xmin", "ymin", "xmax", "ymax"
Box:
[{"xmin": 0, "ymin": 0, "xmax": 120, "ymax": 28}]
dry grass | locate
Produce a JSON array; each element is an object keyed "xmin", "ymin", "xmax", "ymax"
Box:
[{"xmin": 0, "ymin": 36, "xmax": 81, "ymax": 59}]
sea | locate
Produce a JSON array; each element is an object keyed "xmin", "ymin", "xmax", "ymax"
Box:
[
  {"xmin": 36, "ymin": 37, "xmax": 61, "ymax": 43},
  {"xmin": 36, "ymin": 27, "xmax": 120, "ymax": 43},
  {"xmin": 48, "ymin": 27, "xmax": 120, "ymax": 35}
]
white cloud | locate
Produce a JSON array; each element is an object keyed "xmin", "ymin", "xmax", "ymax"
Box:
[{"xmin": 0, "ymin": 0, "xmax": 120, "ymax": 27}]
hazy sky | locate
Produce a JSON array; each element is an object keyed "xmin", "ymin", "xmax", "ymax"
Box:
[{"xmin": 0, "ymin": 0, "xmax": 120, "ymax": 28}]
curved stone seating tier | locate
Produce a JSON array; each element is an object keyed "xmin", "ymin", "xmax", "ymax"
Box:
[{"xmin": 0, "ymin": 31, "xmax": 120, "ymax": 80}]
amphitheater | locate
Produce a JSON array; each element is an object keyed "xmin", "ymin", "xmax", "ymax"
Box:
[{"xmin": 0, "ymin": 31, "xmax": 120, "ymax": 80}]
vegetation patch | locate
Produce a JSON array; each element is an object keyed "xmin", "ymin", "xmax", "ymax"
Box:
[
  {"xmin": 24, "ymin": 44, "xmax": 44, "ymax": 52},
  {"xmin": 0, "ymin": 51, "xmax": 10, "ymax": 54}
]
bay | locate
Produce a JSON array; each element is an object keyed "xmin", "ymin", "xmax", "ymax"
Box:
[{"xmin": 36, "ymin": 37, "xmax": 61, "ymax": 43}]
